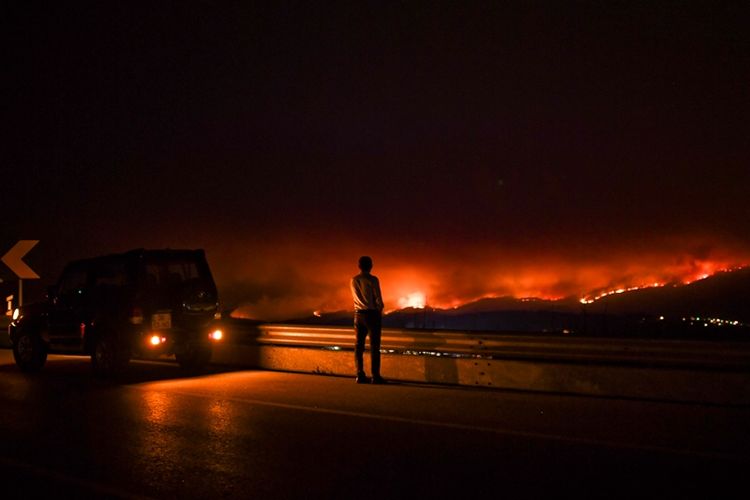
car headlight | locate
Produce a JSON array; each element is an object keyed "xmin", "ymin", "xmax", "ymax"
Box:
[{"xmin": 12, "ymin": 308, "xmax": 20, "ymax": 321}]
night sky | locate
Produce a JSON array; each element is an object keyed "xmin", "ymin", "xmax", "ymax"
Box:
[{"xmin": 3, "ymin": 1, "xmax": 749, "ymax": 319}]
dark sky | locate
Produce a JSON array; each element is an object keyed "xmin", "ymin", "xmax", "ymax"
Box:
[{"xmin": 3, "ymin": 1, "xmax": 749, "ymax": 319}]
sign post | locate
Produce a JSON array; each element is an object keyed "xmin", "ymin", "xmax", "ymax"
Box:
[{"xmin": 1, "ymin": 240, "xmax": 40, "ymax": 307}]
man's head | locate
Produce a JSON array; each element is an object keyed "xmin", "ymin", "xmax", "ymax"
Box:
[{"xmin": 358, "ymin": 256, "xmax": 373, "ymax": 273}]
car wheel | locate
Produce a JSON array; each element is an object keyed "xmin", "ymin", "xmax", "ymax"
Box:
[
  {"xmin": 12, "ymin": 330, "xmax": 48, "ymax": 372},
  {"xmin": 176, "ymin": 343, "xmax": 212, "ymax": 371},
  {"xmin": 91, "ymin": 334, "xmax": 130, "ymax": 377}
]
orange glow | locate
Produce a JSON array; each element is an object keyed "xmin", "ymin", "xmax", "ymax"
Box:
[
  {"xmin": 579, "ymin": 263, "xmax": 746, "ymax": 304},
  {"xmin": 209, "ymin": 329, "xmax": 223, "ymax": 341},
  {"xmin": 398, "ymin": 292, "xmax": 426, "ymax": 309},
  {"xmin": 149, "ymin": 335, "xmax": 162, "ymax": 346},
  {"xmin": 214, "ymin": 237, "xmax": 750, "ymax": 321},
  {"xmin": 580, "ymin": 282, "xmax": 667, "ymax": 304}
]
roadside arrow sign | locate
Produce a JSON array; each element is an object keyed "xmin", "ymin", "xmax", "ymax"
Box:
[{"xmin": 2, "ymin": 240, "xmax": 40, "ymax": 279}]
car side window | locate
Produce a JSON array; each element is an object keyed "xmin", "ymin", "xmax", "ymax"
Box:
[
  {"xmin": 145, "ymin": 263, "xmax": 161, "ymax": 287},
  {"xmin": 94, "ymin": 261, "xmax": 127, "ymax": 289},
  {"xmin": 58, "ymin": 266, "xmax": 88, "ymax": 300}
]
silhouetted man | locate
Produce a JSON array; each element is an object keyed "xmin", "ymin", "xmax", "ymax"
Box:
[{"xmin": 350, "ymin": 255, "xmax": 386, "ymax": 384}]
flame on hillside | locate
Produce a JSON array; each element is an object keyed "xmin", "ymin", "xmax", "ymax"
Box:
[
  {"xmin": 397, "ymin": 292, "xmax": 427, "ymax": 310},
  {"xmin": 217, "ymin": 238, "xmax": 750, "ymax": 321},
  {"xmin": 578, "ymin": 264, "xmax": 746, "ymax": 305}
]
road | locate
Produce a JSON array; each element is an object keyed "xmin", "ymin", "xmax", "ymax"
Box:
[{"xmin": 0, "ymin": 350, "xmax": 747, "ymax": 499}]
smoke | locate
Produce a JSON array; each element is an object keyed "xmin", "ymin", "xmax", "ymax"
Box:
[{"xmin": 206, "ymin": 232, "xmax": 750, "ymax": 321}]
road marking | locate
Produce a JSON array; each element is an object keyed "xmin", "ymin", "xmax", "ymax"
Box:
[
  {"xmin": 131, "ymin": 385, "xmax": 745, "ymax": 462},
  {"xmin": 0, "ymin": 455, "xmax": 153, "ymax": 499}
]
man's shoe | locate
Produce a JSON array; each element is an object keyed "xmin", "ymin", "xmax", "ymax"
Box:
[
  {"xmin": 371, "ymin": 376, "xmax": 387, "ymax": 385},
  {"xmin": 356, "ymin": 373, "xmax": 371, "ymax": 384}
]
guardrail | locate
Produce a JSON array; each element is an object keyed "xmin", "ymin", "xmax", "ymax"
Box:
[
  {"xmin": 213, "ymin": 322, "xmax": 750, "ymax": 405},
  {"xmin": 233, "ymin": 323, "xmax": 750, "ymax": 370}
]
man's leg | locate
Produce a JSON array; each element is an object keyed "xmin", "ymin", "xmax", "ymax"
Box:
[
  {"xmin": 369, "ymin": 312, "xmax": 384, "ymax": 382},
  {"xmin": 354, "ymin": 314, "xmax": 369, "ymax": 382}
]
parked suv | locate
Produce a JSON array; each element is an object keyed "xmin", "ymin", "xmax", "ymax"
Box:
[{"xmin": 8, "ymin": 249, "xmax": 223, "ymax": 375}]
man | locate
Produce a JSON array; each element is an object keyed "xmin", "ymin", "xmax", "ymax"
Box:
[{"xmin": 350, "ymin": 255, "xmax": 386, "ymax": 384}]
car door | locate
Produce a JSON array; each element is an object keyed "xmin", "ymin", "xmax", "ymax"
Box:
[
  {"xmin": 89, "ymin": 259, "xmax": 130, "ymax": 330},
  {"xmin": 48, "ymin": 263, "xmax": 90, "ymax": 349}
]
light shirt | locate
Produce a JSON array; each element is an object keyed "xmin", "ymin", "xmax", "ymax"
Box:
[{"xmin": 351, "ymin": 273, "xmax": 384, "ymax": 311}]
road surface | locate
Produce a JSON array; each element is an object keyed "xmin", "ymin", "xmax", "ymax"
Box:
[{"xmin": 0, "ymin": 350, "xmax": 747, "ymax": 498}]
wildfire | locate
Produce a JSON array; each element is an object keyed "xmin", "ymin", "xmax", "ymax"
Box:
[
  {"xmin": 579, "ymin": 264, "xmax": 746, "ymax": 305},
  {"xmin": 579, "ymin": 283, "xmax": 666, "ymax": 305},
  {"xmin": 224, "ymin": 244, "xmax": 749, "ymax": 321},
  {"xmin": 398, "ymin": 292, "xmax": 426, "ymax": 309}
]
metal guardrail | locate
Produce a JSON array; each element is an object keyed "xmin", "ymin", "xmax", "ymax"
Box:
[{"xmin": 228, "ymin": 323, "xmax": 750, "ymax": 371}]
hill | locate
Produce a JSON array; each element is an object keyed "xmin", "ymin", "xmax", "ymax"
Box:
[{"xmin": 286, "ymin": 267, "xmax": 750, "ymax": 339}]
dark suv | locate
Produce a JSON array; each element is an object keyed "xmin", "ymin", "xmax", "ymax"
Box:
[{"xmin": 9, "ymin": 249, "xmax": 223, "ymax": 375}]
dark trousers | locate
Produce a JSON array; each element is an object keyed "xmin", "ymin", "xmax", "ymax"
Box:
[{"xmin": 354, "ymin": 310, "xmax": 382, "ymax": 376}]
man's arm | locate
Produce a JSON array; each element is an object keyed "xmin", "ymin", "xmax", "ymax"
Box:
[
  {"xmin": 374, "ymin": 276, "xmax": 384, "ymax": 311},
  {"xmin": 351, "ymin": 277, "xmax": 360, "ymax": 306}
]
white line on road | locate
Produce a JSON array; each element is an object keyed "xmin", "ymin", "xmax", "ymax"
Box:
[{"xmin": 132, "ymin": 385, "xmax": 744, "ymax": 462}]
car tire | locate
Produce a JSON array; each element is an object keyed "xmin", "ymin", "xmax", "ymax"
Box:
[
  {"xmin": 12, "ymin": 330, "xmax": 48, "ymax": 372},
  {"xmin": 91, "ymin": 334, "xmax": 130, "ymax": 377},
  {"xmin": 176, "ymin": 343, "xmax": 212, "ymax": 371}
]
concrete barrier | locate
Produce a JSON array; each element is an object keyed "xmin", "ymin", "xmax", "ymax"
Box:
[
  {"xmin": 211, "ymin": 323, "xmax": 750, "ymax": 405},
  {"xmin": 3, "ymin": 317, "xmax": 748, "ymax": 404}
]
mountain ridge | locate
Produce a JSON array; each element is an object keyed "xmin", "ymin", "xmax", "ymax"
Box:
[{"xmin": 280, "ymin": 267, "xmax": 750, "ymax": 339}]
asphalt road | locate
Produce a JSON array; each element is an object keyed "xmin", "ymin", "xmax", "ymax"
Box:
[{"xmin": 0, "ymin": 350, "xmax": 747, "ymax": 499}]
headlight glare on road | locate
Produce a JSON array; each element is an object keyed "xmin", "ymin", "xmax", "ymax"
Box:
[{"xmin": 209, "ymin": 329, "xmax": 223, "ymax": 341}]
